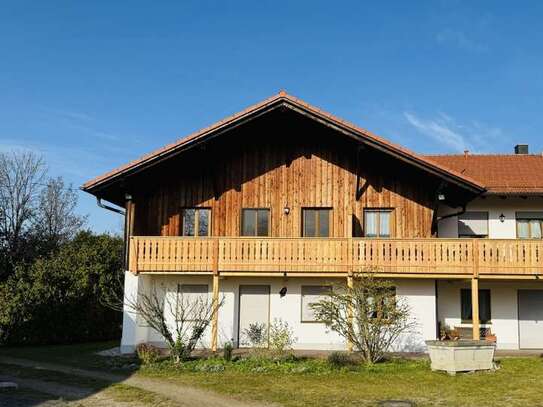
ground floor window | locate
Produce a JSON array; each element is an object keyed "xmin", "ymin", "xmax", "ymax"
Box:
[
  {"xmin": 177, "ymin": 284, "xmax": 209, "ymax": 321},
  {"xmin": 301, "ymin": 286, "xmax": 331, "ymax": 322},
  {"xmin": 461, "ymin": 289, "xmax": 491, "ymax": 323}
]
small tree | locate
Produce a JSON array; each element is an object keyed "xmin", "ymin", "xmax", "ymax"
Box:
[
  {"xmin": 105, "ymin": 279, "xmax": 224, "ymax": 363},
  {"xmin": 310, "ymin": 273, "xmax": 415, "ymax": 364}
]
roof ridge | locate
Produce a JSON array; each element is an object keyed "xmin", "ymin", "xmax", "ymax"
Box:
[
  {"xmin": 82, "ymin": 91, "xmax": 485, "ymax": 192},
  {"xmin": 424, "ymin": 153, "xmax": 542, "ymax": 157}
]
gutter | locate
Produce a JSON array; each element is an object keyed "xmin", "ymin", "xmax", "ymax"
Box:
[{"xmin": 96, "ymin": 197, "xmax": 125, "ymax": 215}]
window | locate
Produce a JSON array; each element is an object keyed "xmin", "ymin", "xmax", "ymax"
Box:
[
  {"xmin": 516, "ymin": 212, "xmax": 543, "ymax": 239},
  {"xmin": 461, "ymin": 289, "xmax": 491, "ymax": 324},
  {"xmin": 241, "ymin": 209, "xmax": 270, "ymax": 236},
  {"xmin": 368, "ymin": 287, "xmax": 397, "ymax": 319},
  {"xmin": 177, "ymin": 284, "xmax": 209, "ymax": 321},
  {"xmin": 302, "ymin": 208, "xmax": 330, "ymax": 237},
  {"xmin": 301, "ymin": 286, "xmax": 331, "ymax": 322},
  {"xmin": 182, "ymin": 208, "xmax": 210, "ymax": 236},
  {"xmin": 364, "ymin": 209, "xmax": 392, "ymax": 238},
  {"xmin": 458, "ymin": 212, "xmax": 488, "ymax": 238}
]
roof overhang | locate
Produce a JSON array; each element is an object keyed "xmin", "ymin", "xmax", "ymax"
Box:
[{"xmin": 82, "ymin": 92, "xmax": 486, "ymax": 198}]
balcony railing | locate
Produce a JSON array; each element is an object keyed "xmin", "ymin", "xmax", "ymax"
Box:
[{"xmin": 128, "ymin": 237, "xmax": 543, "ymax": 278}]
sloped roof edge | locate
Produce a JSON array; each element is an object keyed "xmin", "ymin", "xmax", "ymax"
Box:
[{"xmin": 82, "ymin": 91, "xmax": 485, "ymax": 193}]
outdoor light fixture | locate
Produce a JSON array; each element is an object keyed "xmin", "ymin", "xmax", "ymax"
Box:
[
  {"xmin": 283, "ymin": 207, "xmax": 290, "ymax": 215},
  {"xmin": 438, "ymin": 193, "xmax": 446, "ymax": 201},
  {"xmin": 279, "ymin": 286, "xmax": 287, "ymax": 297},
  {"xmin": 499, "ymin": 213, "xmax": 506, "ymax": 223}
]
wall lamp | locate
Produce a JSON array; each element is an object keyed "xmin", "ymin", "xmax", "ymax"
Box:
[
  {"xmin": 283, "ymin": 207, "xmax": 290, "ymax": 215},
  {"xmin": 499, "ymin": 213, "xmax": 506, "ymax": 223}
]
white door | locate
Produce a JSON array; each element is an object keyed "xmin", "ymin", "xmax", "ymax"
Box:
[
  {"xmin": 518, "ymin": 290, "xmax": 543, "ymax": 349},
  {"xmin": 238, "ymin": 285, "xmax": 270, "ymax": 347}
]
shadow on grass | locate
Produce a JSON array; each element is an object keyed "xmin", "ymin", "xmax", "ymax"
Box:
[{"xmin": 0, "ymin": 341, "xmax": 142, "ymax": 406}]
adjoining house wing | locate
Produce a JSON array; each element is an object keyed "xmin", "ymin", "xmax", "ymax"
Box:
[{"xmin": 426, "ymin": 154, "xmax": 543, "ymax": 195}]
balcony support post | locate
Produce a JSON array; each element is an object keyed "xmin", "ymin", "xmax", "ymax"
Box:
[
  {"xmin": 471, "ymin": 277, "xmax": 480, "ymax": 340},
  {"xmin": 471, "ymin": 239, "xmax": 480, "ymax": 341},
  {"xmin": 211, "ymin": 238, "xmax": 220, "ymax": 353},
  {"xmin": 347, "ymin": 273, "xmax": 354, "ymax": 352}
]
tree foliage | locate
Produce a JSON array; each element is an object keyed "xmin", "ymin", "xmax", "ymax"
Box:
[
  {"xmin": 0, "ymin": 231, "xmax": 123, "ymax": 344},
  {"xmin": 310, "ymin": 273, "xmax": 415, "ymax": 364}
]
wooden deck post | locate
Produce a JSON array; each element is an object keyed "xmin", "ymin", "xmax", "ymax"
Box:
[
  {"xmin": 347, "ymin": 274, "xmax": 354, "ymax": 352},
  {"xmin": 471, "ymin": 277, "xmax": 480, "ymax": 340},
  {"xmin": 471, "ymin": 239, "xmax": 480, "ymax": 340},
  {"xmin": 211, "ymin": 238, "xmax": 220, "ymax": 352}
]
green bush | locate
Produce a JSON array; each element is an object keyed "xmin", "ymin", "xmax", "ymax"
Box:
[
  {"xmin": 269, "ymin": 318, "xmax": 297, "ymax": 356},
  {"xmin": 327, "ymin": 351, "xmax": 357, "ymax": 368},
  {"xmin": 223, "ymin": 341, "xmax": 233, "ymax": 361},
  {"xmin": 0, "ymin": 231, "xmax": 123, "ymax": 345},
  {"xmin": 136, "ymin": 343, "xmax": 161, "ymax": 365}
]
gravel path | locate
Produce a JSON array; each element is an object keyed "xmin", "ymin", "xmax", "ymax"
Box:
[{"xmin": 0, "ymin": 356, "xmax": 271, "ymax": 407}]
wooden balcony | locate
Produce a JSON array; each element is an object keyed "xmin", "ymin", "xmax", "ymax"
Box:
[{"xmin": 128, "ymin": 237, "xmax": 543, "ymax": 279}]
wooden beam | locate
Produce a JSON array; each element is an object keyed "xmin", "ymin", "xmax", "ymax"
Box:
[
  {"xmin": 211, "ymin": 239, "xmax": 220, "ymax": 352},
  {"xmin": 347, "ymin": 274, "xmax": 354, "ymax": 352},
  {"xmin": 471, "ymin": 277, "xmax": 480, "ymax": 340},
  {"xmin": 211, "ymin": 273, "xmax": 220, "ymax": 352}
]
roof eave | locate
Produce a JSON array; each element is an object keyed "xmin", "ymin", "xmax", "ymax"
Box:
[{"xmin": 82, "ymin": 93, "xmax": 486, "ymax": 196}]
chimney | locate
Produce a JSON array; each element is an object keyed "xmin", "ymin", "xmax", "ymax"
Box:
[{"xmin": 514, "ymin": 144, "xmax": 529, "ymax": 154}]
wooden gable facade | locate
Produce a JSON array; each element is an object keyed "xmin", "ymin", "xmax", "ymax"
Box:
[{"xmin": 130, "ymin": 109, "xmax": 448, "ymax": 239}]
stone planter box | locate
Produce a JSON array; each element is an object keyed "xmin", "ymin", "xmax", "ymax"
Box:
[{"xmin": 425, "ymin": 340, "xmax": 496, "ymax": 375}]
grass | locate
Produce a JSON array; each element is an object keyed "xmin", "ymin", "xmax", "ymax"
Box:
[
  {"xmin": 105, "ymin": 384, "xmax": 177, "ymax": 406},
  {"xmin": 0, "ymin": 362, "xmax": 175, "ymax": 406},
  {"xmin": 0, "ymin": 340, "xmax": 124, "ymax": 370},
  {"xmin": 2, "ymin": 341, "xmax": 543, "ymax": 406},
  {"xmin": 139, "ymin": 355, "xmax": 543, "ymax": 407}
]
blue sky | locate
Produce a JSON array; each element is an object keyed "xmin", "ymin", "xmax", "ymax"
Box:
[{"xmin": 1, "ymin": 1, "xmax": 543, "ymax": 233}]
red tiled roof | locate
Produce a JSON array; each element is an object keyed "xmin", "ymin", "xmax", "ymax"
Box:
[
  {"xmin": 424, "ymin": 154, "xmax": 543, "ymax": 195},
  {"xmin": 82, "ymin": 92, "xmax": 485, "ymax": 193}
]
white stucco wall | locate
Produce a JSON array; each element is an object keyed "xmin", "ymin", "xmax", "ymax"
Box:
[
  {"xmin": 437, "ymin": 280, "xmax": 543, "ymax": 350},
  {"xmin": 121, "ymin": 275, "xmax": 437, "ymax": 353},
  {"xmin": 437, "ymin": 196, "xmax": 543, "ymax": 238}
]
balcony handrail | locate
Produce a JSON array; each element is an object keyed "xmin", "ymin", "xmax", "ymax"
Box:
[{"xmin": 128, "ymin": 236, "xmax": 543, "ymax": 277}]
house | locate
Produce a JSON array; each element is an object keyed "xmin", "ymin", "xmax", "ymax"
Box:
[{"xmin": 82, "ymin": 92, "xmax": 543, "ymax": 353}]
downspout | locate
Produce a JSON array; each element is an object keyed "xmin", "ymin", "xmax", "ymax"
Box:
[{"xmin": 434, "ymin": 190, "xmax": 486, "ymax": 232}]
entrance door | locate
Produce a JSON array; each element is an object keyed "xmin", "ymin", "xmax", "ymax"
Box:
[
  {"xmin": 518, "ymin": 290, "xmax": 543, "ymax": 349},
  {"xmin": 238, "ymin": 285, "xmax": 270, "ymax": 347}
]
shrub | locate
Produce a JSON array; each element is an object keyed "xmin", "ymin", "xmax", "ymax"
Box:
[
  {"xmin": 136, "ymin": 343, "xmax": 161, "ymax": 365},
  {"xmin": 310, "ymin": 273, "xmax": 416, "ymax": 364},
  {"xmin": 269, "ymin": 318, "xmax": 297, "ymax": 356},
  {"xmin": 0, "ymin": 231, "xmax": 123, "ymax": 345},
  {"xmin": 328, "ymin": 351, "xmax": 356, "ymax": 368},
  {"xmin": 223, "ymin": 341, "xmax": 233, "ymax": 361},
  {"xmin": 242, "ymin": 322, "xmax": 267, "ymax": 347}
]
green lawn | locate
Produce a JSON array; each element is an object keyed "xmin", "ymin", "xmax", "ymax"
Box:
[
  {"xmin": 1, "ymin": 342, "xmax": 543, "ymax": 407},
  {"xmin": 140, "ymin": 357, "xmax": 543, "ymax": 407}
]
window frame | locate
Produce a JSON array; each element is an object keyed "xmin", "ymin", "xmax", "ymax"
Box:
[
  {"xmin": 460, "ymin": 288, "xmax": 491, "ymax": 324},
  {"xmin": 180, "ymin": 207, "xmax": 211, "ymax": 237},
  {"xmin": 516, "ymin": 212, "xmax": 543, "ymax": 239},
  {"xmin": 300, "ymin": 285, "xmax": 332, "ymax": 323},
  {"xmin": 363, "ymin": 208, "xmax": 394, "ymax": 238},
  {"xmin": 240, "ymin": 208, "xmax": 271, "ymax": 237},
  {"xmin": 301, "ymin": 208, "xmax": 332, "ymax": 237}
]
